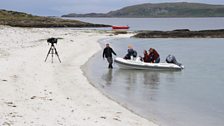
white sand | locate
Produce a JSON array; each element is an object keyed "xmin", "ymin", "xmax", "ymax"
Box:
[{"xmin": 0, "ymin": 26, "xmax": 157, "ymax": 126}]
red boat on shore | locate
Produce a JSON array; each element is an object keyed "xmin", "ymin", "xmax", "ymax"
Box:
[{"xmin": 112, "ymin": 25, "xmax": 129, "ymax": 30}]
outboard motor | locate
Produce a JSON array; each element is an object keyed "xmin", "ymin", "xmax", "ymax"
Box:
[{"xmin": 166, "ymin": 54, "xmax": 182, "ymax": 67}]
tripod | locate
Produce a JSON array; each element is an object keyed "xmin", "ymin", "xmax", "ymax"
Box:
[{"xmin": 44, "ymin": 43, "xmax": 61, "ymax": 63}]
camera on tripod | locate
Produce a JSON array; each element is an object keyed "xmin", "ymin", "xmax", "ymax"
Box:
[
  {"xmin": 47, "ymin": 37, "xmax": 58, "ymax": 45},
  {"xmin": 45, "ymin": 37, "xmax": 61, "ymax": 63}
]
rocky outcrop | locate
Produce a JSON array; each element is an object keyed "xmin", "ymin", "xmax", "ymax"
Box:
[{"xmin": 133, "ymin": 29, "xmax": 224, "ymax": 38}]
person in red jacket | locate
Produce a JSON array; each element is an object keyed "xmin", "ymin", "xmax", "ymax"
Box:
[
  {"xmin": 143, "ymin": 50, "xmax": 150, "ymax": 62},
  {"xmin": 148, "ymin": 48, "xmax": 160, "ymax": 63}
]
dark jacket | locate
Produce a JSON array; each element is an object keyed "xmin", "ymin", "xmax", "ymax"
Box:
[
  {"xmin": 103, "ymin": 47, "xmax": 116, "ymax": 58},
  {"xmin": 143, "ymin": 52, "xmax": 150, "ymax": 62},
  {"xmin": 124, "ymin": 49, "xmax": 137, "ymax": 59}
]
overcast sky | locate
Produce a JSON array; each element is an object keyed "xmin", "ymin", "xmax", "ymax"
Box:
[{"xmin": 0, "ymin": 0, "xmax": 223, "ymax": 16}]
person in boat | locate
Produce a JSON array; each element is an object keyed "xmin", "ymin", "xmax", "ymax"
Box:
[
  {"xmin": 148, "ymin": 48, "xmax": 160, "ymax": 63},
  {"xmin": 124, "ymin": 45, "xmax": 137, "ymax": 60},
  {"xmin": 103, "ymin": 43, "xmax": 117, "ymax": 69},
  {"xmin": 142, "ymin": 50, "xmax": 150, "ymax": 62}
]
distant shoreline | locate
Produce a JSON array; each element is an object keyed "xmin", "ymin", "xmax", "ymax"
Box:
[
  {"xmin": 133, "ymin": 29, "xmax": 224, "ymax": 38},
  {"xmin": 64, "ymin": 17, "xmax": 224, "ymax": 18}
]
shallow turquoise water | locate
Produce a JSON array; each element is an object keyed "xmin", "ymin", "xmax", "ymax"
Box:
[{"xmin": 84, "ymin": 38, "xmax": 224, "ymax": 126}]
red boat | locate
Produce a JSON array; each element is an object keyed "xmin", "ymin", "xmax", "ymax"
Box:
[{"xmin": 112, "ymin": 25, "xmax": 129, "ymax": 30}]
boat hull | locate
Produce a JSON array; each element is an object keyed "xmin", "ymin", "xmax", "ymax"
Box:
[
  {"xmin": 114, "ymin": 57, "xmax": 184, "ymax": 70},
  {"xmin": 112, "ymin": 26, "xmax": 129, "ymax": 29}
]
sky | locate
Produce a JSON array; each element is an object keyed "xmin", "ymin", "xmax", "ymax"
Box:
[{"xmin": 0, "ymin": 0, "xmax": 223, "ymax": 16}]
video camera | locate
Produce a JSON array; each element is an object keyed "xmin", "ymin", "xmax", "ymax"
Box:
[
  {"xmin": 45, "ymin": 37, "xmax": 61, "ymax": 63},
  {"xmin": 47, "ymin": 38, "xmax": 58, "ymax": 45}
]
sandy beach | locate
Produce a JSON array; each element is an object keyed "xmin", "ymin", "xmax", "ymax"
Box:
[{"xmin": 0, "ymin": 26, "xmax": 157, "ymax": 126}]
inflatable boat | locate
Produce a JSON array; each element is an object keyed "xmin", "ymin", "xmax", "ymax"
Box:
[{"xmin": 114, "ymin": 57, "xmax": 184, "ymax": 70}]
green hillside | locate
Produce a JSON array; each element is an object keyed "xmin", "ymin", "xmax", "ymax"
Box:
[
  {"xmin": 0, "ymin": 9, "xmax": 109, "ymax": 27},
  {"xmin": 62, "ymin": 2, "xmax": 224, "ymax": 17},
  {"xmin": 108, "ymin": 2, "xmax": 224, "ymax": 17}
]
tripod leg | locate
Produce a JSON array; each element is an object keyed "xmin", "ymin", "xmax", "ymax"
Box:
[
  {"xmin": 51, "ymin": 48, "xmax": 54, "ymax": 63},
  {"xmin": 45, "ymin": 47, "xmax": 52, "ymax": 62},
  {"xmin": 54, "ymin": 47, "xmax": 61, "ymax": 63}
]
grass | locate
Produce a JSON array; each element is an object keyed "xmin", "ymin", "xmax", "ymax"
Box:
[{"xmin": 0, "ymin": 10, "xmax": 110, "ymax": 28}]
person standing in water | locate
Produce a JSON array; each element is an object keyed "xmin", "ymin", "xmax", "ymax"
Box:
[{"xmin": 103, "ymin": 43, "xmax": 117, "ymax": 69}]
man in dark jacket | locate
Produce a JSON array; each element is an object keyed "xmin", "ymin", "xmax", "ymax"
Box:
[{"xmin": 103, "ymin": 43, "xmax": 117, "ymax": 69}]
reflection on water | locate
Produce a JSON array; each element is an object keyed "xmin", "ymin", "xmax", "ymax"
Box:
[
  {"xmin": 100, "ymin": 69, "xmax": 181, "ymax": 103},
  {"xmin": 102, "ymin": 69, "xmax": 179, "ymax": 89},
  {"xmin": 113, "ymin": 69, "xmax": 161, "ymax": 89},
  {"xmin": 143, "ymin": 71, "xmax": 160, "ymax": 89},
  {"xmin": 101, "ymin": 69, "xmax": 113, "ymax": 85}
]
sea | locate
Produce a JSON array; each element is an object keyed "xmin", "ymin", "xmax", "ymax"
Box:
[{"xmin": 70, "ymin": 18, "xmax": 224, "ymax": 126}]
